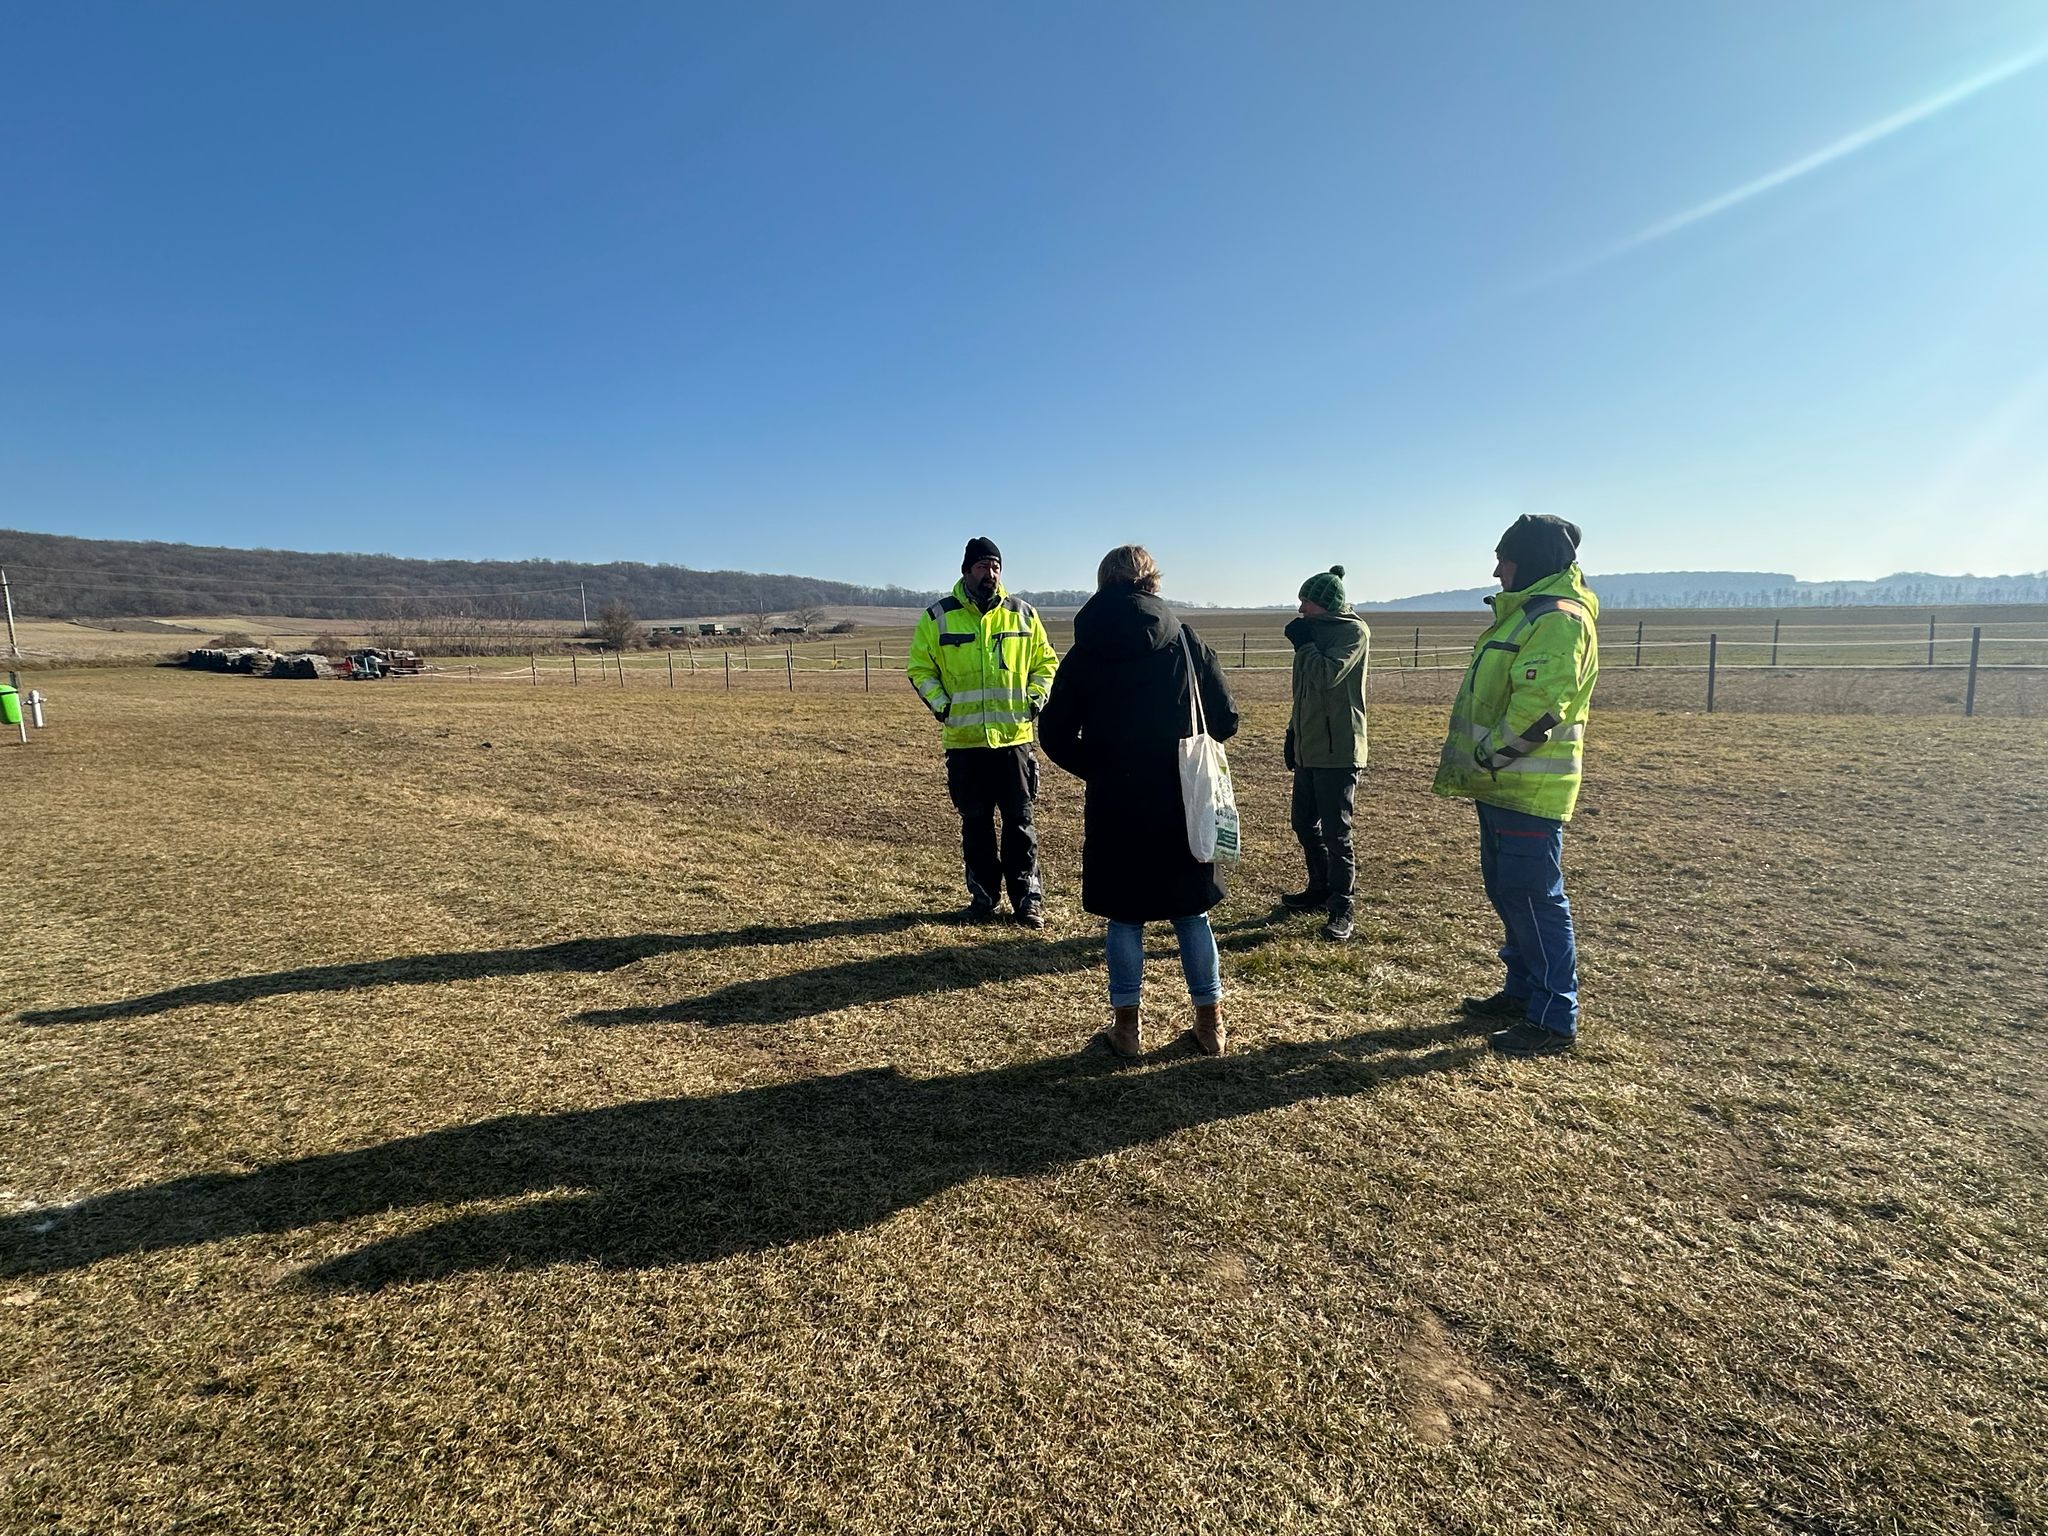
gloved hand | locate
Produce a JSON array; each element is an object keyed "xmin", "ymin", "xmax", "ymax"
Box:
[
  {"xmin": 1284, "ymin": 726, "xmax": 1297, "ymax": 772},
  {"xmin": 1284, "ymin": 616, "xmax": 1314, "ymax": 649}
]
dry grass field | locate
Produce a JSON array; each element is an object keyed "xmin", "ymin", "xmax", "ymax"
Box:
[{"xmin": 3, "ymin": 667, "xmax": 2045, "ymax": 1534}]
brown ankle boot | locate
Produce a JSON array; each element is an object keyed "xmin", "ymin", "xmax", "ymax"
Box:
[
  {"xmin": 1105, "ymin": 1005, "xmax": 1143, "ymax": 1058},
  {"xmin": 1191, "ymin": 1003, "xmax": 1226, "ymax": 1056}
]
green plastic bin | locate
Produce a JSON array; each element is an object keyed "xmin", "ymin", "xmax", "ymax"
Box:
[{"xmin": 0, "ymin": 686, "xmax": 19, "ymax": 727}]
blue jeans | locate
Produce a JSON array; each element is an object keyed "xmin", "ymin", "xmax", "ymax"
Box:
[
  {"xmin": 1106, "ymin": 915, "xmax": 1222, "ymax": 1008},
  {"xmin": 1476, "ymin": 802, "xmax": 1579, "ymax": 1035}
]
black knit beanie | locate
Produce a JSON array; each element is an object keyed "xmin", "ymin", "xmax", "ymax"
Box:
[
  {"xmin": 1495, "ymin": 515, "xmax": 1581, "ymax": 590},
  {"xmin": 962, "ymin": 536, "xmax": 1002, "ymax": 572}
]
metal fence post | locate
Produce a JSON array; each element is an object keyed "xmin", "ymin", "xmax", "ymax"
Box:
[
  {"xmin": 667, "ymin": 651, "xmax": 675, "ymax": 688},
  {"xmin": 1965, "ymin": 626, "xmax": 1981, "ymax": 717},
  {"xmin": 724, "ymin": 652, "xmax": 731, "ymax": 690},
  {"xmin": 530, "ymin": 655, "xmax": 536, "ymax": 685},
  {"xmin": 617, "ymin": 653, "xmax": 625, "ymax": 689},
  {"xmin": 1770, "ymin": 618, "xmax": 1780, "ymax": 668},
  {"xmin": 864, "ymin": 651, "xmax": 870, "ymax": 691},
  {"xmin": 1240, "ymin": 633, "xmax": 1247, "ymax": 668},
  {"xmin": 1706, "ymin": 633, "xmax": 1718, "ymax": 713},
  {"xmin": 1634, "ymin": 620, "xmax": 1643, "ymax": 668},
  {"xmin": 786, "ymin": 646, "xmax": 793, "ymax": 691}
]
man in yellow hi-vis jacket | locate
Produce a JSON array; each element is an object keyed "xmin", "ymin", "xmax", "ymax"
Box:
[
  {"xmin": 1433, "ymin": 514, "xmax": 1600, "ymax": 1057},
  {"xmin": 907, "ymin": 537, "xmax": 1060, "ymax": 927}
]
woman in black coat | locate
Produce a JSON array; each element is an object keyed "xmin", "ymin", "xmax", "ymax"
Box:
[{"xmin": 1038, "ymin": 545, "xmax": 1242, "ymax": 1056}]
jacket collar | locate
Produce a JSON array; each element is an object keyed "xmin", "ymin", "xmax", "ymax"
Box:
[{"xmin": 1485, "ymin": 563, "xmax": 1592, "ymax": 620}]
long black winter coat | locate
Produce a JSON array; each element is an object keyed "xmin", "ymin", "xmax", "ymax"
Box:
[{"xmin": 1038, "ymin": 585, "xmax": 1242, "ymax": 923}]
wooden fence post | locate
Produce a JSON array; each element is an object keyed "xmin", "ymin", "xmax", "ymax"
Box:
[
  {"xmin": 530, "ymin": 655, "xmax": 536, "ymax": 685},
  {"xmin": 1927, "ymin": 614, "xmax": 1937, "ymax": 667},
  {"xmin": 1965, "ymin": 626, "xmax": 1982, "ymax": 717},
  {"xmin": 571, "ymin": 654, "xmax": 579, "ymax": 686},
  {"xmin": 1706, "ymin": 633, "xmax": 1718, "ymax": 713}
]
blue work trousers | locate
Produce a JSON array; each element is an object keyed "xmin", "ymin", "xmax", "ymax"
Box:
[
  {"xmin": 1106, "ymin": 915, "xmax": 1222, "ymax": 1009},
  {"xmin": 1476, "ymin": 802, "xmax": 1579, "ymax": 1036}
]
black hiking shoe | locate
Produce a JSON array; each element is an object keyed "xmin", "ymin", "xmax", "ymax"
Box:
[
  {"xmin": 958, "ymin": 900, "xmax": 998, "ymax": 923},
  {"xmin": 1460, "ymin": 990, "xmax": 1525, "ymax": 1019},
  {"xmin": 1281, "ymin": 887, "xmax": 1331, "ymax": 912},
  {"xmin": 1015, "ymin": 902, "xmax": 1046, "ymax": 930},
  {"xmin": 1488, "ymin": 1023, "xmax": 1576, "ymax": 1057},
  {"xmin": 1319, "ymin": 915, "xmax": 1354, "ymax": 942}
]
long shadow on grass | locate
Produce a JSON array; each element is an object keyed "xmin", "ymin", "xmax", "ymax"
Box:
[
  {"xmin": 0, "ymin": 1022, "xmax": 1477, "ymax": 1288},
  {"xmin": 576, "ymin": 925, "xmax": 1280, "ymax": 1028},
  {"xmin": 14, "ymin": 913, "xmax": 939, "ymax": 1026}
]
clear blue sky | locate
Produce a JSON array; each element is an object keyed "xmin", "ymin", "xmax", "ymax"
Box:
[{"xmin": 4, "ymin": 1, "xmax": 2045, "ymax": 603}]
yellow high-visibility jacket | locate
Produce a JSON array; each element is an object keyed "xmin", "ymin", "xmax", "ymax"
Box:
[
  {"xmin": 1432, "ymin": 565, "xmax": 1600, "ymax": 821},
  {"xmin": 906, "ymin": 581, "xmax": 1059, "ymax": 750}
]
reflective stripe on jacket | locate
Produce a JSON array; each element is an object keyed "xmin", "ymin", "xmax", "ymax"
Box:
[
  {"xmin": 905, "ymin": 581, "xmax": 1060, "ymax": 750},
  {"xmin": 1431, "ymin": 565, "xmax": 1600, "ymax": 821}
]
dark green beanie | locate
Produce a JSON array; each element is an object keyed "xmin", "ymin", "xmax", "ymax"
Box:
[{"xmin": 1299, "ymin": 565, "xmax": 1348, "ymax": 612}]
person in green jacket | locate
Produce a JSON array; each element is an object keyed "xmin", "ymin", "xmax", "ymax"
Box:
[
  {"xmin": 1282, "ymin": 565, "xmax": 1370, "ymax": 941},
  {"xmin": 1432, "ymin": 515, "xmax": 1599, "ymax": 1057}
]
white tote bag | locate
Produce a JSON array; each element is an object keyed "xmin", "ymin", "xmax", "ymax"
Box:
[{"xmin": 1177, "ymin": 631, "xmax": 1240, "ymax": 863}]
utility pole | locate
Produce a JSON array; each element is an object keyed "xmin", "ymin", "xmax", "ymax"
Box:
[{"xmin": 1, "ymin": 568, "xmax": 17, "ymax": 657}]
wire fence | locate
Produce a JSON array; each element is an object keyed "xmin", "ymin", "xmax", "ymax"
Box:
[{"xmin": 389, "ymin": 616, "xmax": 2048, "ymax": 718}]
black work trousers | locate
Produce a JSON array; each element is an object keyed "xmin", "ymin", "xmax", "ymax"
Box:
[
  {"xmin": 946, "ymin": 745, "xmax": 1041, "ymax": 912},
  {"xmin": 1290, "ymin": 766, "xmax": 1359, "ymax": 919}
]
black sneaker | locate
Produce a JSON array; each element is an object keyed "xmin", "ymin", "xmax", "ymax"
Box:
[
  {"xmin": 1319, "ymin": 915, "xmax": 1354, "ymax": 942},
  {"xmin": 1460, "ymin": 990, "xmax": 1525, "ymax": 1019},
  {"xmin": 1487, "ymin": 1023, "xmax": 1575, "ymax": 1057},
  {"xmin": 1281, "ymin": 887, "xmax": 1331, "ymax": 911},
  {"xmin": 958, "ymin": 900, "xmax": 998, "ymax": 923},
  {"xmin": 1015, "ymin": 903, "xmax": 1046, "ymax": 930}
]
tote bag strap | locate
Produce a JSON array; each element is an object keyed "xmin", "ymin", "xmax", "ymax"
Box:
[{"xmin": 1179, "ymin": 629, "xmax": 1208, "ymax": 739}]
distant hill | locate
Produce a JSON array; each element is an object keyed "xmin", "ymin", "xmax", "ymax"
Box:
[
  {"xmin": 1366, "ymin": 570, "xmax": 2048, "ymax": 611},
  {"xmin": 4, "ymin": 530, "xmax": 2042, "ymax": 619},
  {"xmin": 0, "ymin": 529, "xmax": 1087, "ymax": 622}
]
